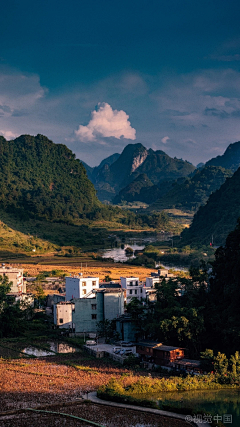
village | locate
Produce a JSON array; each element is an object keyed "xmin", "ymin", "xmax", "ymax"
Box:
[{"xmin": 2, "ymin": 263, "xmax": 202, "ymax": 375}]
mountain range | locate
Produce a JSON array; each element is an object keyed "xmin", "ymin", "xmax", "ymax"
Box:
[
  {"xmin": 1, "ymin": 133, "xmax": 240, "ymax": 251},
  {"xmin": 84, "ymin": 143, "xmax": 196, "ymax": 202}
]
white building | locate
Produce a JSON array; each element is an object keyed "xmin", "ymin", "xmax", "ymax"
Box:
[
  {"xmin": 0, "ymin": 265, "xmax": 25, "ymax": 293},
  {"xmin": 54, "ymin": 301, "xmax": 75, "ymax": 329},
  {"xmin": 65, "ymin": 275, "xmax": 99, "ymax": 301},
  {"xmin": 146, "ymin": 269, "xmax": 175, "ymax": 288},
  {"xmin": 120, "ymin": 276, "xmax": 148, "ymax": 301}
]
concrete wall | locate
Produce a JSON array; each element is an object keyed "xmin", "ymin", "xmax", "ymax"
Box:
[
  {"xmin": 65, "ymin": 276, "xmax": 99, "ymax": 301},
  {"xmin": 116, "ymin": 319, "xmax": 136, "ymax": 342},
  {"xmin": 104, "ymin": 291, "xmax": 124, "ymax": 320},
  {"xmin": 54, "ymin": 302, "xmax": 75, "ymax": 329},
  {"xmin": 73, "ymin": 290, "xmax": 124, "ymax": 333},
  {"xmin": 73, "ymin": 293, "xmax": 104, "ymax": 333}
]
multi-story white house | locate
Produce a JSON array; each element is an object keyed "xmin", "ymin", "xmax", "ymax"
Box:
[
  {"xmin": 145, "ymin": 269, "xmax": 175, "ymax": 288},
  {"xmin": 65, "ymin": 275, "xmax": 99, "ymax": 301},
  {"xmin": 120, "ymin": 276, "xmax": 147, "ymax": 301},
  {"xmin": 0, "ymin": 265, "xmax": 25, "ymax": 293}
]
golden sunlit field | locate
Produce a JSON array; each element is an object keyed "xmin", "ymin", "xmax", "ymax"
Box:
[{"xmin": 21, "ymin": 260, "xmax": 154, "ymax": 281}]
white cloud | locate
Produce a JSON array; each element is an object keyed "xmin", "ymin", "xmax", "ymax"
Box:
[
  {"xmin": 161, "ymin": 136, "xmax": 170, "ymax": 144},
  {"xmin": 0, "ymin": 69, "xmax": 46, "ymax": 114},
  {"xmin": 75, "ymin": 102, "xmax": 136, "ymax": 142},
  {"xmin": 0, "ymin": 130, "xmax": 19, "ymax": 140}
]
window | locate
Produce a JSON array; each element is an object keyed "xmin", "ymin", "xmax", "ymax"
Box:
[
  {"xmin": 92, "ymin": 314, "xmax": 97, "ymax": 320},
  {"xmin": 91, "ymin": 304, "xmax": 97, "ymax": 310},
  {"xmin": 82, "ymin": 289, "xmax": 87, "ymax": 295},
  {"xmin": 135, "ymin": 290, "xmax": 137, "ymax": 294},
  {"xmin": 92, "ymin": 281, "xmax": 96, "ymax": 287},
  {"xmin": 140, "ymin": 288, "xmax": 142, "ymax": 293},
  {"xmin": 82, "ymin": 281, "xmax": 86, "ymax": 287},
  {"xmin": 136, "ymin": 281, "xmax": 138, "ymax": 286},
  {"xmin": 59, "ymin": 318, "xmax": 63, "ymax": 323},
  {"xmin": 130, "ymin": 281, "xmax": 133, "ymax": 286},
  {"xmin": 129, "ymin": 289, "xmax": 132, "ymax": 294}
]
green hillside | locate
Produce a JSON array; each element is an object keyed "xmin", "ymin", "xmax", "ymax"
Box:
[
  {"xmin": 181, "ymin": 166, "xmax": 240, "ymax": 246},
  {"xmin": 0, "ymin": 134, "xmax": 100, "ymax": 222},
  {"xmin": 149, "ymin": 166, "xmax": 232, "ymax": 212}
]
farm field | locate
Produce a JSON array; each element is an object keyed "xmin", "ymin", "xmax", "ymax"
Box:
[
  {"xmin": 0, "ymin": 354, "xmax": 190, "ymax": 427},
  {"xmin": 21, "ymin": 260, "xmax": 154, "ymax": 282}
]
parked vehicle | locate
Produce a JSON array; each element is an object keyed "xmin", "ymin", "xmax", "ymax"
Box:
[
  {"xmin": 120, "ymin": 348, "xmax": 133, "ymax": 356},
  {"xmin": 86, "ymin": 340, "xmax": 97, "ymax": 346},
  {"xmin": 113, "ymin": 347, "xmax": 121, "ymax": 353}
]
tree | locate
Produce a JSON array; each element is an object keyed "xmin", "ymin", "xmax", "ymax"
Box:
[
  {"xmin": 34, "ymin": 284, "xmax": 45, "ymax": 307},
  {"xmin": 229, "ymin": 351, "xmax": 240, "ymax": 376},
  {"xmin": 0, "ymin": 275, "xmax": 26, "ymax": 338},
  {"xmin": 213, "ymin": 352, "xmax": 228, "ymax": 376},
  {"xmin": 0, "ymin": 275, "xmax": 11, "ymax": 307},
  {"xmin": 96, "ymin": 319, "xmax": 115, "ymax": 341},
  {"xmin": 200, "ymin": 349, "xmax": 214, "ymax": 372}
]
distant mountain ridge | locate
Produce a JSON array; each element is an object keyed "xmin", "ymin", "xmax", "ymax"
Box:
[
  {"xmin": 205, "ymin": 141, "xmax": 240, "ymax": 171},
  {"xmin": 84, "ymin": 143, "xmax": 196, "ymax": 202},
  {"xmin": 181, "ymin": 165, "xmax": 240, "ymax": 246},
  {"xmin": 108, "ymin": 140, "xmax": 240, "ymax": 213}
]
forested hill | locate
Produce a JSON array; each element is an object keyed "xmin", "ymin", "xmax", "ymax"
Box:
[
  {"xmin": 181, "ymin": 166, "xmax": 240, "ymax": 246},
  {"xmin": 88, "ymin": 143, "xmax": 196, "ymax": 202},
  {"xmin": 205, "ymin": 140, "xmax": 240, "ymax": 171},
  {"xmin": 0, "ymin": 134, "xmax": 101, "ymax": 222},
  {"xmin": 149, "ymin": 166, "xmax": 232, "ymax": 212}
]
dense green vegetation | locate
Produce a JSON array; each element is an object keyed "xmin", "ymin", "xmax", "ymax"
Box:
[
  {"xmin": 207, "ymin": 219, "xmax": 240, "ymax": 351},
  {"xmin": 181, "ymin": 165, "xmax": 240, "ymax": 246},
  {"xmin": 0, "ymin": 275, "xmax": 30, "ymax": 338},
  {"xmin": 149, "ymin": 166, "xmax": 232, "ymax": 212},
  {"xmin": 126, "ymin": 219, "xmax": 240, "ymax": 357},
  {"xmin": 0, "ymin": 134, "xmax": 101, "ymax": 222},
  {"xmin": 98, "ymin": 374, "xmax": 237, "ymax": 425}
]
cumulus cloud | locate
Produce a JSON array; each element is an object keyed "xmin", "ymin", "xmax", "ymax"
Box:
[
  {"xmin": 161, "ymin": 136, "xmax": 170, "ymax": 144},
  {"xmin": 0, "ymin": 130, "xmax": 19, "ymax": 140},
  {"xmin": 75, "ymin": 102, "xmax": 136, "ymax": 142}
]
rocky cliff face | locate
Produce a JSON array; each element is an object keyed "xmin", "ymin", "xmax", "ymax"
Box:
[
  {"xmin": 131, "ymin": 149, "xmax": 148, "ymax": 172},
  {"xmin": 83, "ymin": 142, "xmax": 195, "ymax": 202}
]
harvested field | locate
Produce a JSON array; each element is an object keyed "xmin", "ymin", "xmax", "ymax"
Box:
[
  {"xmin": 0, "ymin": 355, "xmax": 191, "ymax": 427},
  {"xmin": 0, "ymin": 401, "xmax": 191, "ymax": 426},
  {"xmin": 22, "ymin": 262, "xmax": 154, "ymax": 282}
]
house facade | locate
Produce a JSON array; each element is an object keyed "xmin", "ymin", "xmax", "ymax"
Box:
[
  {"xmin": 73, "ymin": 289, "xmax": 124, "ymax": 334},
  {"xmin": 0, "ymin": 265, "xmax": 25, "ymax": 293},
  {"xmin": 136, "ymin": 341, "xmax": 185, "ymax": 366},
  {"xmin": 120, "ymin": 276, "xmax": 148, "ymax": 301},
  {"xmin": 54, "ymin": 301, "xmax": 75, "ymax": 329},
  {"xmin": 65, "ymin": 275, "xmax": 99, "ymax": 301}
]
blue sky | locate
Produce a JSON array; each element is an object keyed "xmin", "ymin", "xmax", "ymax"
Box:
[{"xmin": 1, "ymin": 0, "xmax": 240, "ymax": 166}]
